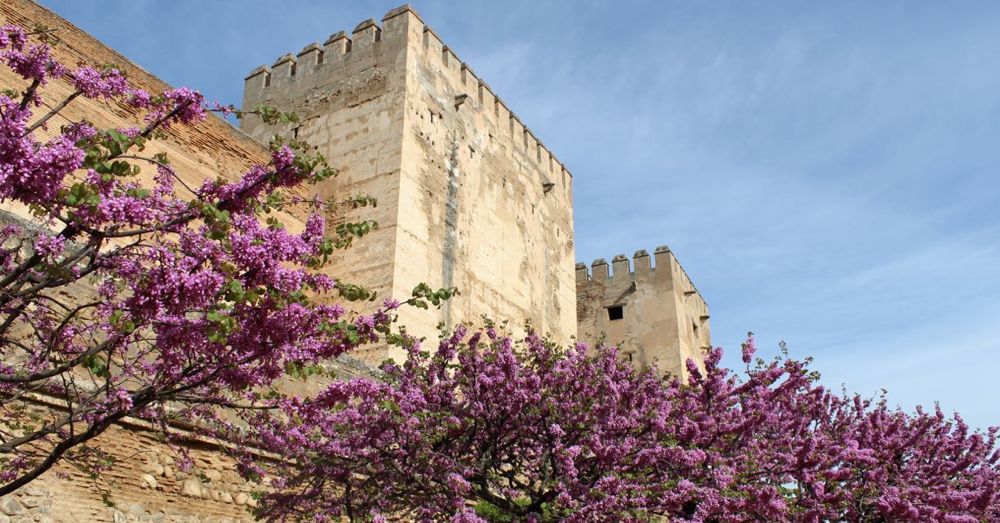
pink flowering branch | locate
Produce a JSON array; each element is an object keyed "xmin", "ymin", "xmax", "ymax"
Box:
[{"xmin": 0, "ymin": 24, "xmax": 392, "ymax": 497}]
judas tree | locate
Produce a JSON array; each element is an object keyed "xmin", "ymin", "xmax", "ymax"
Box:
[
  {"xmin": 0, "ymin": 24, "xmax": 418, "ymax": 495},
  {"xmin": 641, "ymin": 340, "xmax": 1000, "ymax": 522},
  {"xmin": 248, "ymin": 330, "xmax": 1000, "ymax": 522},
  {"xmin": 240, "ymin": 326, "xmax": 674, "ymax": 522}
]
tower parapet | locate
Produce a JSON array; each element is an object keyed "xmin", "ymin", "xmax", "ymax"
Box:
[
  {"xmin": 242, "ymin": 5, "xmax": 571, "ymax": 196},
  {"xmin": 576, "ymin": 246, "xmax": 710, "ymax": 380}
]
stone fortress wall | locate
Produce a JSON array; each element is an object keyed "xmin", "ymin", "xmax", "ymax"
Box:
[
  {"xmin": 577, "ymin": 246, "xmax": 710, "ymax": 381},
  {"xmin": 0, "ymin": 405, "xmax": 267, "ymax": 522},
  {"xmin": 0, "ymin": 1, "xmax": 709, "ymax": 520},
  {"xmin": 241, "ymin": 5, "xmax": 577, "ymax": 363}
]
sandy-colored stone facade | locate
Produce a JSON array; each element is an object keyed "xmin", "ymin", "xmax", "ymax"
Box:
[
  {"xmin": 0, "ymin": 402, "xmax": 265, "ymax": 522},
  {"xmin": 0, "ymin": 1, "xmax": 709, "ymax": 520},
  {"xmin": 576, "ymin": 246, "xmax": 711, "ymax": 381},
  {"xmin": 241, "ymin": 6, "xmax": 577, "ymax": 363}
]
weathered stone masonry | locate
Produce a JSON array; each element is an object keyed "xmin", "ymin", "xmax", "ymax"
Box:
[{"xmin": 0, "ymin": 1, "xmax": 710, "ymax": 520}]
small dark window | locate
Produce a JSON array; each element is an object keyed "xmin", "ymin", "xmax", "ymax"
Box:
[{"xmin": 608, "ymin": 305, "xmax": 624, "ymax": 321}]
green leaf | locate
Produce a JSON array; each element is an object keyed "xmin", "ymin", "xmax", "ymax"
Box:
[
  {"xmin": 82, "ymin": 354, "xmax": 110, "ymax": 378},
  {"xmin": 406, "ymin": 284, "xmax": 459, "ymax": 309},
  {"xmin": 336, "ymin": 282, "xmax": 376, "ymax": 302}
]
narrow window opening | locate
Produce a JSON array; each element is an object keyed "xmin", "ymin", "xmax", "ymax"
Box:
[{"xmin": 608, "ymin": 305, "xmax": 624, "ymax": 321}]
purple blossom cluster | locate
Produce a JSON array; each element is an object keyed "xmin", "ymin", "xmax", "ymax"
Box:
[
  {"xmin": 71, "ymin": 65, "xmax": 130, "ymax": 99},
  {"xmin": 0, "ymin": 94, "xmax": 84, "ymax": 204},
  {"xmin": 0, "ymin": 25, "xmax": 65, "ymax": 94}
]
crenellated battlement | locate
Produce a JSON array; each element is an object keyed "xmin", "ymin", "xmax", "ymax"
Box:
[
  {"xmin": 242, "ymin": 4, "xmax": 571, "ymax": 186},
  {"xmin": 243, "ymin": 7, "xmax": 413, "ymax": 90},
  {"xmin": 576, "ymin": 246, "xmax": 706, "ymax": 306}
]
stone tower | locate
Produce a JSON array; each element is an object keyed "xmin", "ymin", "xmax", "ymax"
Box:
[
  {"xmin": 576, "ymin": 246, "xmax": 711, "ymax": 380},
  {"xmin": 241, "ymin": 5, "xmax": 577, "ymax": 363},
  {"xmin": 0, "ymin": 2, "xmax": 712, "ymax": 519}
]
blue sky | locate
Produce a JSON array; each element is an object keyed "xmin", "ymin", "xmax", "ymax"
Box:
[{"xmin": 39, "ymin": 1, "xmax": 1000, "ymax": 429}]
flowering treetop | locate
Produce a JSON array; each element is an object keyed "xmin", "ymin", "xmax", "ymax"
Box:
[{"xmin": 245, "ymin": 329, "xmax": 1000, "ymax": 522}]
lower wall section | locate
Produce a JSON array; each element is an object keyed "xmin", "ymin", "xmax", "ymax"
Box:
[{"xmin": 0, "ymin": 421, "xmax": 261, "ymax": 522}]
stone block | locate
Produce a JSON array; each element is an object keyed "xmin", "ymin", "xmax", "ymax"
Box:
[
  {"xmin": 180, "ymin": 478, "xmax": 203, "ymax": 498},
  {"xmin": 141, "ymin": 462, "xmax": 164, "ymax": 476},
  {"xmin": 0, "ymin": 498, "xmax": 23, "ymax": 516},
  {"xmin": 140, "ymin": 474, "xmax": 158, "ymax": 489}
]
